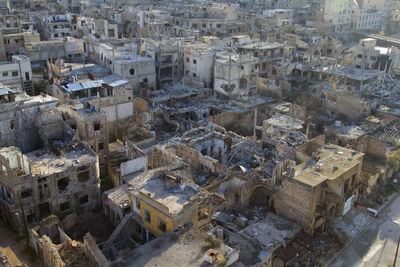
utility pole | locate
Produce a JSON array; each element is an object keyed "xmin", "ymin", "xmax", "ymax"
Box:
[
  {"xmin": 394, "ymin": 234, "xmax": 400, "ymax": 267},
  {"xmin": 253, "ymin": 109, "xmax": 257, "ymax": 141}
]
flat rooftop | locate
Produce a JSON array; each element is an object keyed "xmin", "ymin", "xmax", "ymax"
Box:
[
  {"xmin": 104, "ymin": 184, "xmax": 130, "ymax": 209},
  {"xmin": 101, "ymin": 74, "xmax": 130, "ymax": 87},
  {"xmin": 311, "ymin": 65, "xmax": 380, "ymax": 81},
  {"xmin": 62, "ymin": 80, "xmax": 104, "ymax": 92},
  {"xmin": 25, "ymin": 139, "xmax": 96, "ymax": 177},
  {"xmin": 231, "ymin": 95, "xmax": 274, "ymax": 109},
  {"xmin": 139, "ymin": 177, "xmax": 197, "ymax": 214},
  {"xmin": 326, "ymin": 124, "xmax": 367, "ymax": 140},
  {"xmin": 113, "ymin": 55, "xmax": 153, "ymax": 63},
  {"xmin": 216, "ymin": 52, "xmax": 256, "ymax": 64},
  {"xmin": 61, "ymin": 63, "xmax": 108, "ymax": 76},
  {"xmin": 151, "ymin": 84, "xmax": 211, "ymax": 103},
  {"xmin": 292, "ymin": 144, "xmax": 364, "ymax": 187},
  {"xmin": 238, "ymin": 212, "xmax": 301, "ymax": 258},
  {"xmin": 0, "ymin": 94, "xmax": 59, "ymax": 113},
  {"xmin": 264, "ymin": 114, "xmax": 304, "ymax": 131},
  {"xmin": 115, "ymin": 228, "xmax": 237, "ymax": 266},
  {"xmin": 238, "ymin": 41, "xmax": 284, "ymax": 50},
  {"xmin": 272, "ymin": 102, "xmax": 291, "ymax": 113}
]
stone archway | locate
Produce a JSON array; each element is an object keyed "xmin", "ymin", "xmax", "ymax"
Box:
[{"xmin": 249, "ymin": 185, "xmax": 273, "ymax": 209}]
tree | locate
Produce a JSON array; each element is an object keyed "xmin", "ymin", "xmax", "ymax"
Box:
[{"xmin": 33, "ymin": 81, "xmax": 46, "ymax": 95}]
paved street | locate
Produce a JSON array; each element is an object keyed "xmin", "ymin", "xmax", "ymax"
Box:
[{"xmin": 332, "ymin": 194, "xmax": 400, "ymax": 267}]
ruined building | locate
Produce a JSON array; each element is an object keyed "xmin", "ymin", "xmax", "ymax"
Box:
[
  {"xmin": 275, "ymin": 144, "xmax": 364, "ymax": 235},
  {"xmin": 0, "ymin": 93, "xmax": 100, "ymax": 234}
]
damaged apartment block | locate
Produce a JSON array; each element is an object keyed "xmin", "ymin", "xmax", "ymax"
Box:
[{"xmin": 0, "ymin": 92, "xmax": 100, "ymax": 234}]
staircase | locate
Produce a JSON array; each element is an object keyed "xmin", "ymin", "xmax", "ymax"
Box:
[
  {"xmin": 103, "ymin": 212, "xmax": 134, "ymax": 248},
  {"xmin": 23, "ymin": 80, "xmax": 33, "ymax": 95}
]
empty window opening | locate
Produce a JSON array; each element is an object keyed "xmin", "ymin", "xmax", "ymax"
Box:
[
  {"xmin": 98, "ymin": 142, "xmax": 104, "ymax": 150},
  {"xmin": 144, "ymin": 209, "xmax": 151, "ymax": 223},
  {"xmin": 79, "ymin": 195, "xmax": 88, "ymax": 205},
  {"xmin": 135, "ymin": 223, "xmax": 142, "ymax": 234},
  {"xmin": 94, "ymin": 122, "xmax": 101, "ymax": 131},
  {"xmin": 78, "ymin": 171, "xmax": 90, "ymax": 183},
  {"xmin": 157, "ymin": 217, "xmax": 166, "ymax": 232},
  {"xmin": 21, "ymin": 188, "xmax": 33, "ymax": 199},
  {"xmin": 57, "ymin": 177, "xmax": 69, "ymax": 191},
  {"xmin": 27, "ymin": 213, "xmax": 36, "ymax": 224},
  {"xmin": 39, "ymin": 202, "xmax": 51, "ymax": 217},
  {"xmin": 344, "ymin": 178, "xmax": 350, "ymax": 194},
  {"xmin": 60, "ymin": 201, "xmax": 70, "ymax": 212}
]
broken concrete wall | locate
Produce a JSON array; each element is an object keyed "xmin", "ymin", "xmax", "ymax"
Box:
[
  {"xmin": 295, "ymin": 135, "xmax": 325, "ymax": 157},
  {"xmin": 39, "ymin": 215, "xmax": 60, "ymax": 240},
  {"xmin": 209, "ymin": 111, "xmax": 238, "ymax": 127},
  {"xmin": 83, "ymin": 233, "xmax": 110, "ymax": 267},
  {"xmin": 88, "ymin": 97, "xmax": 134, "ymax": 141},
  {"xmin": 218, "ymin": 177, "xmax": 245, "ymax": 211},
  {"xmin": 173, "ymin": 145, "xmax": 224, "ymax": 175},
  {"xmin": 123, "ymin": 142, "xmax": 148, "ymax": 175},
  {"xmin": 209, "ymin": 111, "xmax": 254, "ymax": 136},
  {"xmin": 324, "ymin": 89, "xmax": 371, "ymax": 120},
  {"xmin": 0, "ymin": 140, "xmax": 101, "ymax": 234},
  {"xmin": 0, "ymin": 95, "xmax": 59, "ymax": 153},
  {"xmin": 41, "ymin": 235, "xmax": 65, "ymax": 267},
  {"xmin": 357, "ymin": 135, "xmax": 386, "ymax": 162},
  {"xmin": 360, "ymin": 170, "xmax": 381, "ymax": 195},
  {"xmin": 121, "ymin": 157, "xmax": 147, "ymax": 176},
  {"xmin": 60, "ymin": 104, "xmax": 109, "ymax": 162},
  {"xmin": 258, "ymin": 78, "xmax": 282, "ymax": 98},
  {"xmin": 150, "ymin": 146, "xmax": 182, "ymax": 169},
  {"xmin": 289, "ymin": 103, "xmax": 306, "ymax": 121}
]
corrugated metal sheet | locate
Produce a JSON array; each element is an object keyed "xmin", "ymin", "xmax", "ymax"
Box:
[
  {"xmin": 0, "ymin": 88, "xmax": 14, "ymax": 96},
  {"xmin": 63, "ymin": 80, "xmax": 104, "ymax": 92}
]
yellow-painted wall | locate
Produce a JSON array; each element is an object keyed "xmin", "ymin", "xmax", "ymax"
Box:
[{"xmin": 139, "ymin": 200, "xmax": 174, "ymax": 237}]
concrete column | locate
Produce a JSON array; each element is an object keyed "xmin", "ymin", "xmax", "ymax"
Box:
[{"xmin": 145, "ymin": 229, "xmax": 149, "ymax": 242}]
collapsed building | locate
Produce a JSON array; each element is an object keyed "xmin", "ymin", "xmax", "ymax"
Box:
[
  {"xmin": 3, "ymin": 2, "xmax": 400, "ymax": 267},
  {"xmin": 214, "ymin": 52, "xmax": 258, "ymax": 97},
  {"xmin": 0, "ymin": 93, "xmax": 101, "ymax": 234}
]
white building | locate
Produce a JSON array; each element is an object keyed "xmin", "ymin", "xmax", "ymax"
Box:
[
  {"xmin": 214, "ymin": 52, "xmax": 258, "ymax": 97},
  {"xmin": 183, "ymin": 43, "xmax": 215, "ymax": 88},
  {"xmin": 324, "ymin": 0, "xmax": 351, "ymax": 33},
  {"xmin": 350, "ymin": 4, "xmax": 383, "ymax": 30},
  {"xmin": 112, "ymin": 55, "xmax": 156, "ymax": 89},
  {"xmin": 0, "ymin": 55, "xmax": 32, "ymax": 93}
]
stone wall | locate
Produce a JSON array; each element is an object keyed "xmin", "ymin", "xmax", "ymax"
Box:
[
  {"xmin": 83, "ymin": 233, "xmax": 110, "ymax": 267},
  {"xmin": 295, "ymin": 135, "xmax": 325, "ymax": 157},
  {"xmin": 274, "ymin": 178, "xmax": 313, "ymax": 230},
  {"xmin": 41, "ymin": 236, "xmax": 65, "ymax": 267},
  {"xmin": 357, "ymin": 135, "xmax": 386, "ymax": 162}
]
